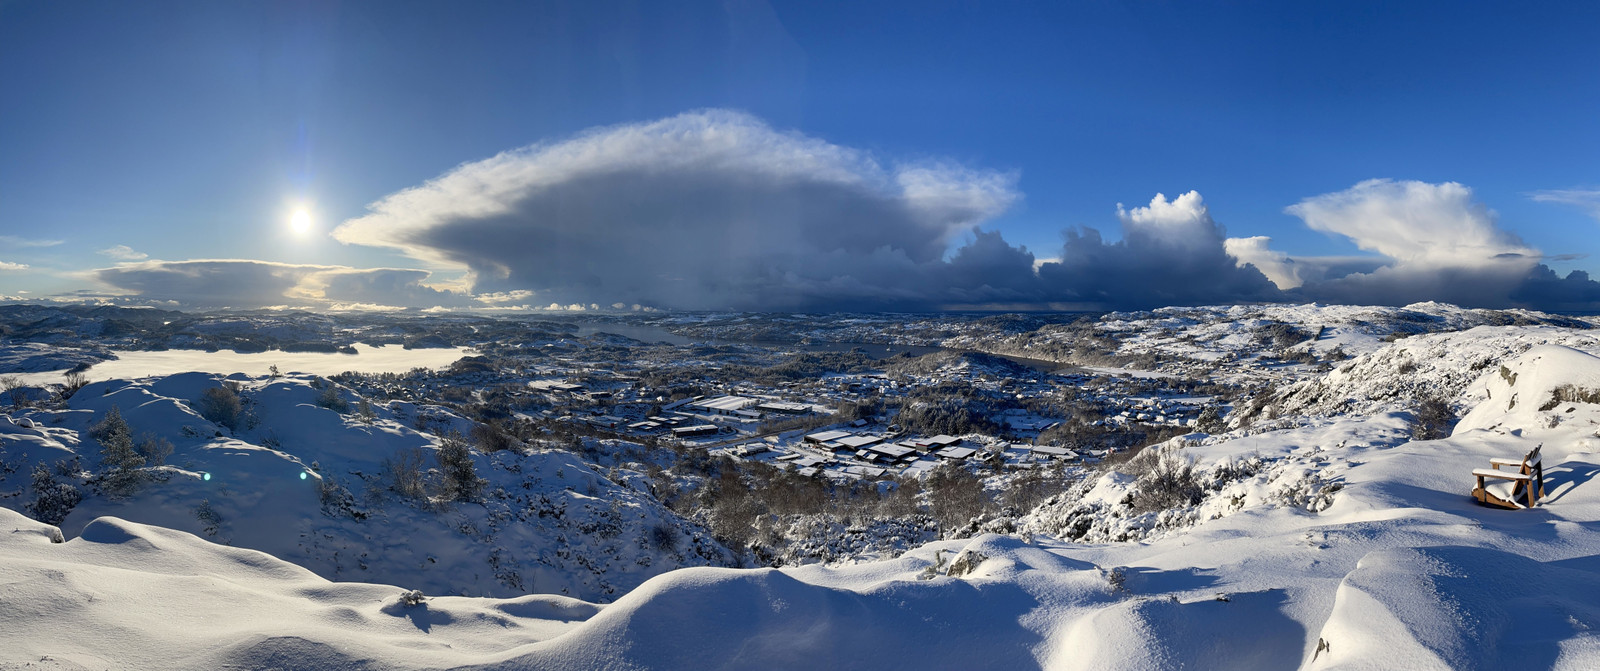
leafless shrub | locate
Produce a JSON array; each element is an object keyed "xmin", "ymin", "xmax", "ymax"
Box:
[
  {"xmin": 471, "ymin": 421, "xmax": 515, "ymax": 452},
  {"xmin": 1126, "ymin": 446, "xmax": 1203, "ymax": 515},
  {"xmin": 926, "ymin": 462, "xmax": 990, "ymax": 532},
  {"xmin": 60, "ymin": 372, "xmax": 89, "ymax": 400},
  {"xmin": 2, "ymin": 376, "xmax": 29, "ymax": 409},
  {"xmin": 135, "ymin": 433, "xmax": 173, "ymax": 466},
  {"xmin": 199, "ymin": 386, "xmax": 242, "ymax": 431},
  {"xmin": 383, "ymin": 447, "xmax": 428, "ymax": 501}
]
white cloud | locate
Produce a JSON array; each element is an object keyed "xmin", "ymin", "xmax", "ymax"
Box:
[
  {"xmin": 1035, "ymin": 191, "xmax": 1282, "ymax": 308},
  {"xmin": 0, "ymin": 261, "xmax": 29, "ymax": 271},
  {"xmin": 332, "ymin": 109, "xmax": 1021, "ymax": 310},
  {"xmin": 1286, "ymin": 179, "xmax": 1538, "ymax": 270},
  {"xmin": 0, "ymin": 236, "xmax": 63, "ymax": 248},
  {"xmin": 1116, "ymin": 191, "xmax": 1221, "ymax": 251},
  {"xmin": 1223, "ymin": 236, "xmax": 1301, "ymax": 289},
  {"xmin": 1269, "ymin": 179, "xmax": 1586, "ymax": 307},
  {"xmin": 98, "ymin": 245, "xmax": 149, "ymax": 261},
  {"xmin": 1529, "ymin": 188, "xmax": 1600, "ymax": 222}
]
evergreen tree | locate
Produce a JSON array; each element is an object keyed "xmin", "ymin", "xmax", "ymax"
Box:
[
  {"xmin": 437, "ymin": 434, "xmax": 481, "ymax": 501},
  {"xmin": 92, "ymin": 406, "xmax": 144, "ymax": 494}
]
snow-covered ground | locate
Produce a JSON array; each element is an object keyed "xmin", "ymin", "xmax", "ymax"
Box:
[
  {"xmin": 0, "ymin": 373, "xmax": 734, "ymax": 603},
  {"xmin": 5, "ymin": 343, "xmax": 472, "ymax": 387},
  {"xmin": 6, "ymin": 304, "xmax": 1600, "ymax": 669}
]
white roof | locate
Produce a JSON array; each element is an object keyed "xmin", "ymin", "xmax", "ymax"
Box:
[
  {"xmin": 691, "ymin": 395, "xmax": 756, "ymax": 411},
  {"xmin": 1031, "ymin": 445, "xmax": 1077, "ymax": 458},
  {"xmin": 935, "ymin": 447, "xmax": 978, "ymax": 459},
  {"xmin": 869, "ymin": 443, "xmax": 916, "ymax": 458},
  {"xmin": 806, "ymin": 430, "xmax": 853, "ymax": 442},
  {"xmin": 836, "ymin": 434, "xmax": 884, "ymax": 449}
]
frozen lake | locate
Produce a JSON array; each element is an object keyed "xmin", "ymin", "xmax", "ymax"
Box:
[{"xmin": 10, "ymin": 344, "xmax": 473, "ymax": 386}]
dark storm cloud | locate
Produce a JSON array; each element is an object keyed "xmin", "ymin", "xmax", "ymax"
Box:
[
  {"xmin": 92, "ymin": 260, "xmax": 472, "ymax": 310},
  {"xmin": 1034, "ymin": 192, "xmax": 1285, "ymax": 309},
  {"xmin": 331, "ymin": 110, "xmax": 1024, "ymax": 311}
]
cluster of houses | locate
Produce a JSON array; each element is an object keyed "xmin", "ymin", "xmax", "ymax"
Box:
[{"xmin": 740, "ymin": 428, "xmax": 1073, "ymax": 479}]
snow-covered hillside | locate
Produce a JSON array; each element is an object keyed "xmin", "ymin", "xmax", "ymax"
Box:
[
  {"xmin": 6, "ymin": 303, "xmax": 1600, "ymax": 669},
  {"xmin": 0, "ymin": 373, "xmax": 733, "ymax": 602}
]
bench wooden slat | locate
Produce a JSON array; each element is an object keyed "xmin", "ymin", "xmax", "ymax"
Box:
[{"xmin": 1473, "ymin": 468, "xmax": 1530, "ymax": 480}]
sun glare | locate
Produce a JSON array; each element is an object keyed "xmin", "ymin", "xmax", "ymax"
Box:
[{"xmin": 289, "ymin": 208, "xmax": 312, "ymax": 235}]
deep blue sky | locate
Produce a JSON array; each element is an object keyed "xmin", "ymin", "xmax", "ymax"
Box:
[{"xmin": 2, "ymin": 0, "xmax": 1598, "ymax": 308}]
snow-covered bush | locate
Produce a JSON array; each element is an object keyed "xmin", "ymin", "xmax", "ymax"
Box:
[
  {"xmin": 1409, "ymin": 395, "xmax": 1454, "ymax": 440},
  {"xmin": 25, "ymin": 463, "xmax": 81, "ymax": 526},
  {"xmin": 316, "ymin": 385, "xmax": 350, "ymax": 413},
  {"xmin": 648, "ymin": 523, "xmax": 677, "ymax": 552},
  {"xmin": 194, "ymin": 499, "xmax": 224, "ymax": 536},
  {"xmin": 1125, "ymin": 447, "xmax": 1203, "ymax": 514}
]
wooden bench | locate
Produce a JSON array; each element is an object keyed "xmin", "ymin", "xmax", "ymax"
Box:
[{"xmin": 1471, "ymin": 445, "xmax": 1546, "ymax": 509}]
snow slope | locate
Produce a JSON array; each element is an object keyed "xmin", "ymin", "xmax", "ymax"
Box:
[
  {"xmin": 0, "ymin": 373, "xmax": 733, "ymax": 603},
  {"xmin": 7, "ymin": 307, "xmax": 1600, "ymax": 669}
]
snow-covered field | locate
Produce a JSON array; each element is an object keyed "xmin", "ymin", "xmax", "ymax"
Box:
[
  {"xmin": 6, "ymin": 343, "xmax": 473, "ymax": 387},
  {"xmin": 6, "ymin": 305, "xmax": 1600, "ymax": 669}
]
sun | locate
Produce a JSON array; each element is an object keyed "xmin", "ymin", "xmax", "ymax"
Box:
[{"xmin": 289, "ymin": 209, "xmax": 312, "ymax": 235}]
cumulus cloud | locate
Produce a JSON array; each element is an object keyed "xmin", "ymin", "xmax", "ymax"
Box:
[
  {"xmin": 92, "ymin": 260, "xmax": 474, "ymax": 310},
  {"xmin": 0, "ymin": 261, "xmax": 29, "ymax": 271},
  {"xmin": 1287, "ymin": 179, "xmax": 1539, "ymax": 270},
  {"xmin": 98, "ymin": 245, "xmax": 148, "ymax": 261},
  {"xmin": 333, "ymin": 109, "xmax": 1021, "ymax": 310},
  {"xmin": 1281, "ymin": 180, "xmax": 1541, "ymax": 306},
  {"xmin": 1034, "ymin": 192, "xmax": 1282, "ymax": 309},
  {"xmin": 1223, "ymin": 236, "xmax": 1301, "ymax": 289},
  {"xmin": 1218, "ymin": 179, "xmax": 1600, "ymax": 309}
]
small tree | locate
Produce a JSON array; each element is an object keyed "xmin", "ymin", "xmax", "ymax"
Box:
[
  {"xmin": 437, "ymin": 434, "xmax": 481, "ymax": 501},
  {"xmin": 93, "ymin": 406, "xmax": 144, "ymax": 493},
  {"xmin": 199, "ymin": 386, "xmax": 242, "ymax": 431},
  {"xmin": 1196, "ymin": 406, "xmax": 1226, "ymax": 434},
  {"xmin": 1410, "ymin": 395, "xmax": 1454, "ymax": 441}
]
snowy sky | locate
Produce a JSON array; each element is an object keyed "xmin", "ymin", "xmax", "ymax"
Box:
[{"xmin": 3, "ymin": 0, "xmax": 1599, "ymax": 312}]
